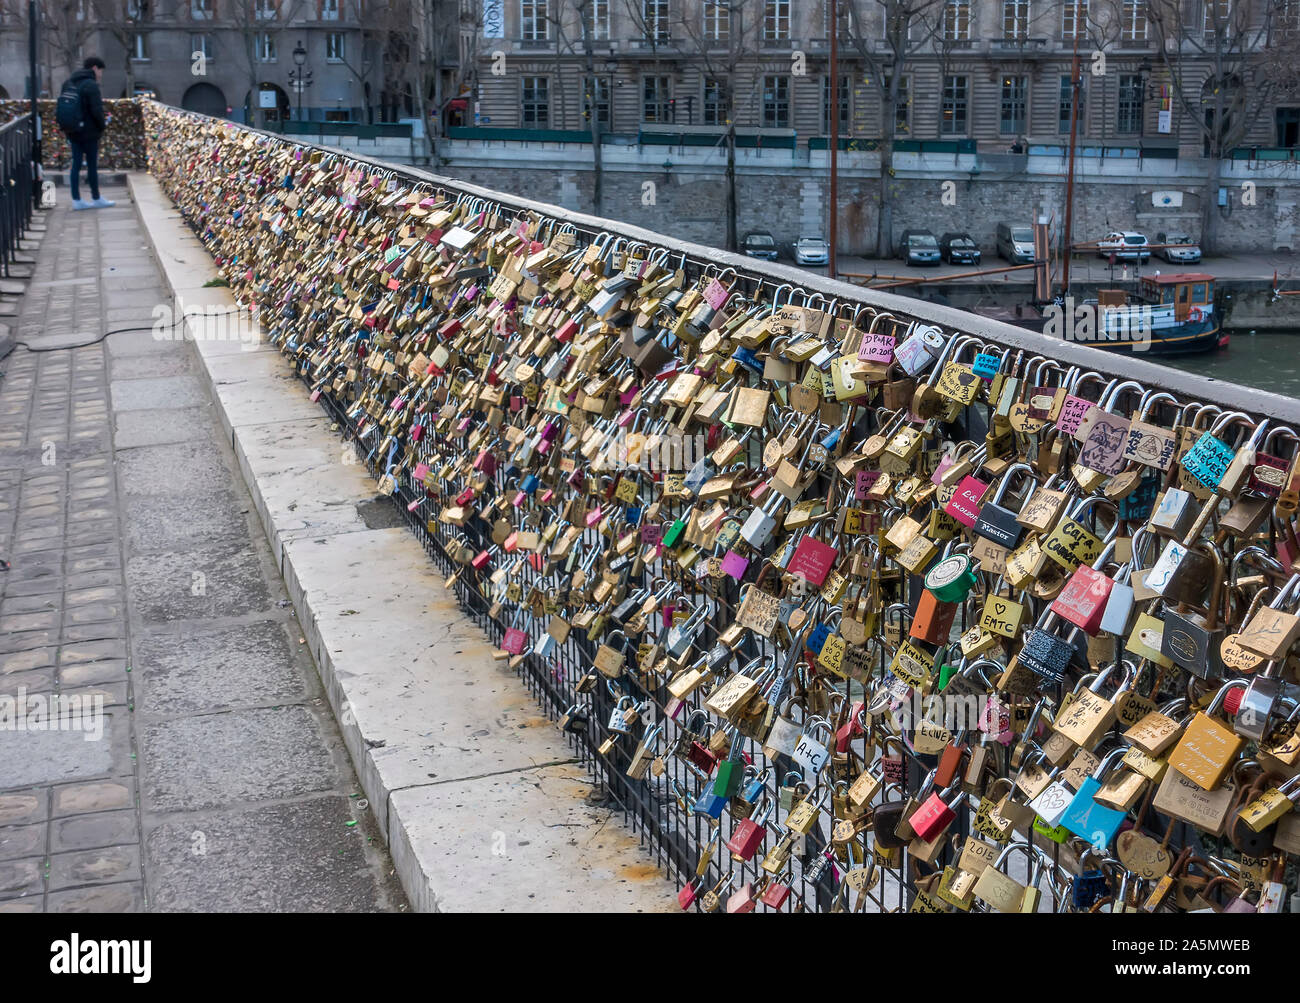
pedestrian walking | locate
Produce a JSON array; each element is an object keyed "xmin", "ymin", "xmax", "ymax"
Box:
[{"xmin": 55, "ymin": 56, "xmax": 115, "ymax": 210}]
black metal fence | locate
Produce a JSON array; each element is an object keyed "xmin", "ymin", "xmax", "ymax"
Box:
[{"xmin": 0, "ymin": 113, "xmax": 36, "ymax": 279}]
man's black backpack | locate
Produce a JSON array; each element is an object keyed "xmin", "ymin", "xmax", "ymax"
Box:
[{"xmin": 55, "ymin": 78, "xmax": 84, "ymax": 136}]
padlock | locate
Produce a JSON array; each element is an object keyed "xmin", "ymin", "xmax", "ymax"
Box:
[{"xmin": 1168, "ymin": 680, "xmax": 1248, "ymax": 791}]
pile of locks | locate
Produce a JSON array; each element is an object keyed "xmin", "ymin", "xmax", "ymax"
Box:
[
  {"xmin": 144, "ymin": 102, "xmax": 1300, "ymax": 914},
  {"xmin": 0, "ymin": 99, "xmax": 148, "ymax": 170}
]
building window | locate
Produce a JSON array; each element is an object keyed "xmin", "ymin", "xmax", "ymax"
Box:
[
  {"xmin": 582, "ymin": 75, "xmax": 611, "ymax": 128},
  {"xmin": 941, "ymin": 74, "xmax": 968, "ymax": 134},
  {"xmin": 326, "ymin": 32, "xmax": 344, "ymax": 60},
  {"xmin": 255, "ymin": 0, "xmax": 277, "ymax": 19},
  {"xmin": 521, "ymin": 75, "xmax": 549, "ymax": 125},
  {"xmin": 642, "ymin": 75, "xmax": 671, "ymax": 121},
  {"xmin": 763, "ymin": 0, "xmax": 790, "ymax": 39},
  {"xmin": 321, "ymin": 0, "xmax": 339, "ymax": 19},
  {"xmin": 943, "ymin": 0, "xmax": 971, "ymax": 40},
  {"xmin": 1121, "ymin": 0, "xmax": 1146, "ymax": 41},
  {"xmin": 126, "ymin": 0, "xmax": 149, "ymax": 17},
  {"xmin": 1058, "ymin": 73, "xmax": 1085, "ymax": 132},
  {"xmin": 825, "ymin": 0, "xmax": 853, "ymax": 37},
  {"xmin": 1204, "ymin": 0, "xmax": 1231, "ymax": 33},
  {"xmin": 1117, "ymin": 73, "xmax": 1143, "ymax": 131},
  {"xmin": 822, "ymin": 74, "xmax": 849, "ymax": 134},
  {"xmin": 521, "ymin": 0, "xmax": 549, "ymax": 41},
  {"xmin": 1003, "ymin": 0, "xmax": 1030, "ymax": 38},
  {"xmin": 703, "ymin": 77, "xmax": 729, "ymax": 124},
  {"xmin": 703, "ymin": 0, "xmax": 729, "ymax": 40},
  {"xmin": 882, "ymin": 9, "xmax": 918, "ymax": 40},
  {"xmin": 1279, "ymin": 0, "xmax": 1300, "ymax": 34},
  {"xmin": 132, "ymin": 32, "xmax": 150, "ymax": 59},
  {"xmin": 1000, "ymin": 74, "xmax": 1026, "ymax": 134},
  {"xmin": 256, "ymin": 32, "xmax": 276, "ymax": 61},
  {"xmin": 1061, "ymin": 0, "xmax": 1087, "ymax": 38},
  {"xmin": 1277, "ymin": 107, "xmax": 1300, "ymax": 146},
  {"xmin": 762, "ymin": 75, "xmax": 790, "ymax": 127},
  {"xmin": 643, "ymin": 0, "xmax": 670, "ymax": 40},
  {"xmin": 885, "ymin": 74, "xmax": 910, "ymax": 134},
  {"xmin": 585, "ymin": 0, "xmax": 609, "ymax": 39},
  {"xmin": 190, "ymin": 33, "xmax": 213, "ymax": 59},
  {"xmin": 191, "ymin": 0, "xmax": 213, "ymax": 19}
]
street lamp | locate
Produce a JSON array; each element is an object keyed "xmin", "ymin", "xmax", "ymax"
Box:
[{"xmin": 290, "ymin": 40, "xmax": 312, "ymax": 124}]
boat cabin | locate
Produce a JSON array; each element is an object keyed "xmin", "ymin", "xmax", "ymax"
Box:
[{"xmin": 1135, "ymin": 273, "xmax": 1215, "ymax": 321}]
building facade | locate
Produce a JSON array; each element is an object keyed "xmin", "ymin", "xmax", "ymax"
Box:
[
  {"xmin": 467, "ymin": 0, "xmax": 1300, "ymax": 154},
  {"xmin": 0, "ymin": 0, "xmax": 442, "ymax": 130}
]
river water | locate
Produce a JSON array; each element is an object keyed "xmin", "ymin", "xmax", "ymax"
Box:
[{"xmin": 1161, "ymin": 332, "xmax": 1300, "ymax": 399}]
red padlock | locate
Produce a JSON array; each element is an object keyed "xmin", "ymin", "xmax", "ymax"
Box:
[
  {"xmin": 501, "ymin": 627, "xmax": 528, "ymax": 655},
  {"xmin": 470, "ymin": 546, "xmax": 496, "ymax": 571},
  {"xmin": 760, "ymin": 879, "xmax": 792, "ymax": 909},
  {"xmin": 1050, "ymin": 563, "xmax": 1115, "ymax": 636},
  {"xmin": 725, "ymin": 800, "xmax": 774, "ymax": 861},
  {"xmin": 726, "ymin": 882, "xmax": 757, "ymax": 913},
  {"xmin": 909, "ymin": 782, "xmax": 967, "ymax": 843},
  {"xmin": 687, "ymin": 741, "xmax": 717, "ymax": 774},
  {"xmin": 677, "ymin": 876, "xmax": 701, "ymax": 910},
  {"xmin": 836, "ymin": 702, "xmax": 866, "ymax": 753}
]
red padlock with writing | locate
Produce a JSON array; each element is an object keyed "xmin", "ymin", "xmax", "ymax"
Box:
[{"xmin": 726, "ymin": 799, "xmax": 774, "ymax": 862}]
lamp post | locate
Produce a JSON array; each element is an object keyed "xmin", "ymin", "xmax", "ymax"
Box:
[{"xmin": 290, "ymin": 40, "xmax": 312, "ymax": 123}]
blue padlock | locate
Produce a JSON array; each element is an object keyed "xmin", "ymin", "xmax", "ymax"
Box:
[
  {"xmin": 1072, "ymin": 870, "xmax": 1108, "ymax": 910},
  {"xmin": 520, "ymin": 472, "xmax": 540, "ymax": 494},
  {"xmin": 732, "ymin": 346, "xmax": 764, "ymax": 374},
  {"xmin": 1061, "ymin": 749, "xmax": 1129, "ymax": 849},
  {"xmin": 806, "ymin": 622, "xmax": 831, "ymax": 656},
  {"xmin": 693, "ymin": 789, "xmax": 729, "ymax": 819},
  {"xmin": 972, "ymin": 351, "xmax": 1001, "ymax": 380},
  {"xmin": 739, "ymin": 767, "xmax": 769, "ymax": 805}
]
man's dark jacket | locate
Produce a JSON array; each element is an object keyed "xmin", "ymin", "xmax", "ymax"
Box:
[{"xmin": 64, "ymin": 68, "xmax": 106, "ymax": 141}]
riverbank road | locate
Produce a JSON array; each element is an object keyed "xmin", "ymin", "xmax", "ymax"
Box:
[{"xmin": 832, "ymin": 250, "xmax": 1300, "ymax": 285}]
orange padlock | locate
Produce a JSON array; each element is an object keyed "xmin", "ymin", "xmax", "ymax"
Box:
[{"xmin": 910, "ymin": 589, "xmax": 958, "ymax": 645}]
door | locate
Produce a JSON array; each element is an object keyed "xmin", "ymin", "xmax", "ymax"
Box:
[{"xmin": 1174, "ymin": 283, "xmax": 1191, "ymax": 322}]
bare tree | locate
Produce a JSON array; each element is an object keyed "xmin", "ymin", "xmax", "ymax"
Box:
[
  {"xmin": 675, "ymin": 0, "xmax": 762, "ymax": 251},
  {"xmin": 1146, "ymin": 0, "xmax": 1299, "ymax": 252},
  {"xmin": 418, "ymin": 0, "xmax": 475, "ymax": 164},
  {"xmin": 32, "ymin": 1, "xmax": 97, "ymax": 91},
  {"xmin": 840, "ymin": 0, "xmax": 943, "ymax": 255},
  {"xmin": 89, "ymin": 0, "xmax": 147, "ymax": 97}
]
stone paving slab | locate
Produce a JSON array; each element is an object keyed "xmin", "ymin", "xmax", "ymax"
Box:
[
  {"xmin": 0, "ymin": 181, "xmax": 405, "ymax": 913},
  {"xmin": 130, "ymin": 172, "xmax": 676, "ymax": 912}
]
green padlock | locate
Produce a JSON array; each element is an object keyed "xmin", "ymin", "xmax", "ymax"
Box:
[
  {"xmin": 925, "ymin": 552, "xmax": 979, "ymax": 603},
  {"xmin": 1032, "ymin": 816, "xmax": 1071, "ymax": 844},
  {"xmin": 714, "ymin": 757, "xmax": 744, "ymax": 798},
  {"xmin": 662, "ymin": 516, "xmax": 688, "ymax": 548}
]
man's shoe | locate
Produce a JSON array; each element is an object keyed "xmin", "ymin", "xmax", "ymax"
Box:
[
  {"xmin": 71, "ymin": 199, "xmax": 91, "ymax": 210},
  {"xmin": 89, "ymin": 197, "xmax": 116, "ymax": 208}
]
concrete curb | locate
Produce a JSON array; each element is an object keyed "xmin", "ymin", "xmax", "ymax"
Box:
[{"xmin": 126, "ymin": 172, "xmax": 676, "ymax": 913}]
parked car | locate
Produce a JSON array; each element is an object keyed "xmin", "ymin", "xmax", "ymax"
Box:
[
  {"xmin": 1097, "ymin": 230, "xmax": 1150, "ymax": 262},
  {"xmin": 1156, "ymin": 231, "xmax": 1202, "ymax": 264},
  {"xmin": 939, "ymin": 231, "xmax": 982, "ymax": 265},
  {"xmin": 898, "ymin": 228, "xmax": 942, "ymax": 266},
  {"xmin": 793, "ymin": 235, "xmax": 830, "ymax": 266},
  {"xmin": 996, "ymin": 222, "xmax": 1035, "ymax": 264},
  {"xmin": 742, "ymin": 231, "xmax": 779, "ymax": 261}
]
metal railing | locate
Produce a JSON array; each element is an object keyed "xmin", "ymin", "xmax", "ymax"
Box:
[
  {"xmin": 0, "ymin": 113, "xmax": 36, "ymax": 279},
  {"xmin": 142, "ymin": 100, "xmax": 1300, "ymax": 912}
]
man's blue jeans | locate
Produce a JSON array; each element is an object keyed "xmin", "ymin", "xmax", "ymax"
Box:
[{"xmin": 69, "ymin": 135, "xmax": 100, "ymax": 202}]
